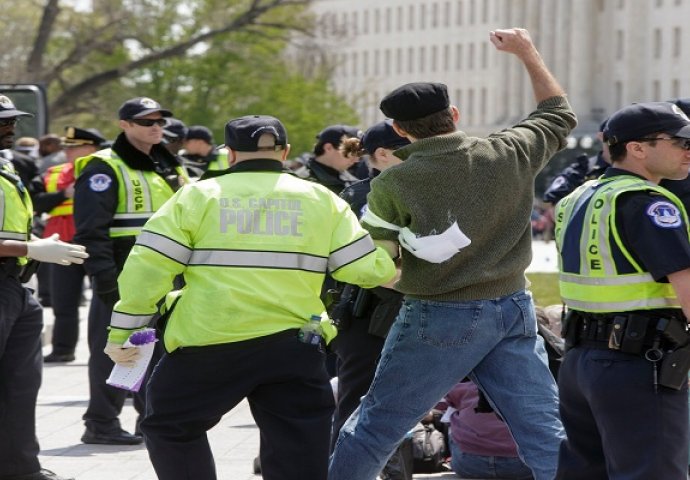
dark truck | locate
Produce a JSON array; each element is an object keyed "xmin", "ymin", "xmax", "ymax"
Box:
[{"xmin": 0, "ymin": 84, "xmax": 49, "ymax": 138}]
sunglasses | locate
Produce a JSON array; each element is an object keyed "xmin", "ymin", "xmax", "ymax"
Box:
[
  {"xmin": 637, "ymin": 137, "xmax": 690, "ymax": 151},
  {"xmin": 0, "ymin": 118, "xmax": 18, "ymax": 128},
  {"xmin": 129, "ymin": 118, "xmax": 167, "ymax": 127}
]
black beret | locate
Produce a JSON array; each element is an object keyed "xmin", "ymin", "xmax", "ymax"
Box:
[{"xmin": 379, "ymin": 83, "xmax": 450, "ymax": 121}]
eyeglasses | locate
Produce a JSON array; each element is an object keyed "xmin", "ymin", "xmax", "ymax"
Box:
[
  {"xmin": 129, "ymin": 118, "xmax": 167, "ymax": 127},
  {"xmin": 0, "ymin": 118, "xmax": 18, "ymax": 128},
  {"xmin": 636, "ymin": 137, "xmax": 690, "ymax": 151}
]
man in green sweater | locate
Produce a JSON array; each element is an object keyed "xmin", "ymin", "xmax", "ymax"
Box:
[{"xmin": 328, "ymin": 28, "xmax": 577, "ymax": 480}]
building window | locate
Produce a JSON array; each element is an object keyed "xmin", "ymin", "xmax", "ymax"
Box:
[
  {"xmin": 482, "ymin": 0, "xmax": 489, "ymax": 23},
  {"xmin": 455, "ymin": 89, "xmax": 463, "ymax": 111},
  {"xmin": 443, "ymin": 44, "xmax": 450, "ymax": 71},
  {"xmin": 385, "ymin": 8, "xmax": 392, "ymax": 33},
  {"xmin": 397, "ymin": 6, "xmax": 403, "ymax": 31},
  {"xmin": 352, "ymin": 11, "xmax": 359, "ymax": 35},
  {"xmin": 385, "ymin": 49, "xmax": 391, "ymax": 75},
  {"xmin": 419, "ymin": 46, "xmax": 426, "ymax": 73},
  {"xmin": 615, "ymin": 81, "xmax": 623, "ymax": 106},
  {"xmin": 374, "ymin": 50, "xmax": 380, "ymax": 76},
  {"xmin": 444, "ymin": 2, "xmax": 451, "ymax": 27},
  {"xmin": 673, "ymin": 27, "xmax": 681, "ymax": 58},
  {"xmin": 456, "ymin": 0, "xmax": 463, "ymax": 25},
  {"xmin": 396, "ymin": 48, "xmax": 403, "ymax": 74},
  {"xmin": 470, "ymin": 0, "xmax": 476, "ymax": 23},
  {"xmin": 431, "ymin": 46, "xmax": 438, "ymax": 72},
  {"xmin": 374, "ymin": 9, "xmax": 381, "ymax": 34},
  {"xmin": 363, "ymin": 51, "xmax": 369, "ymax": 76},
  {"xmin": 468, "ymin": 88, "xmax": 475, "ymax": 125},
  {"xmin": 469, "ymin": 43, "xmax": 475, "ymax": 70},
  {"xmin": 421, "ymin": 3, "xmax": 427, "ymax": 29},
  {"xmin": 480, "ymin": 88, "xmax": 487, "ymax": 125},
  {"xmin": 408, "ymin": 5, "xmax": 415, "ymax": 29},
  {"xmin": 481, "ymin": 43, "xmax": 488, "ymax": 69},
  {"xmin": 615, "ymin": 30, "xmax": 624, "ymax": 60},
  {"xmin": 432, "ymin": 2, "xmax": 439, "ymax": 27},
  {"xmin": 362, "ymin": 10, "xmax": 368, "ymax": 34},
  {"xmin": 341, "ymin": 53, "xmax": 347, "ymax": 78},
  {"xmin": 408, "ymin": 47, "xmax": 415, "ymax": 73},
  {"xmin": 455, "ymin": 43, "xmax": 463, "ymax": 70},
  {"xmin": 653, "ymin": 80, "xmax": 661, "ymax": 100},
  {"xmin": 654, "ymin": 28, "xmax": 662, "ymax": 59},
  {"xmin": 352, "ymin": 52, "xmax": 358, "ymax": 76},
  {"xmin": 656, "ymin": 0, "xmax": 663, "ymax": 5},
  {"xmin": 672, "ymin": 79, "xmax": 680, "ymax": 98},
  {"xmin": 618, "ymin": 0, "xmax": 625, "ymax": 8}
]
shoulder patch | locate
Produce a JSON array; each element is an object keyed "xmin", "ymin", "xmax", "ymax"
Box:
[
  {"xmin": 88, "ymin": 173, "xmax": 112, "ymax": 192},
  {"xmin": 646, "ymin": 201, "xmax": 682, "ymax": 228}
]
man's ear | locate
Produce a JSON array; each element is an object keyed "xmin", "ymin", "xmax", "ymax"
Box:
[
  {"xmin": 391, "ymin": 121, "xmax": 408, "ymax": 138},
  {"xmin": 451, "ymin": 105, "xmax": 460, "ymax": 124},
  {"xmin": 228, "ymin": 148, "xmax": 238, "ymax": 165},
  {"xmin": 281, "ymin": 144, "xmax": 291, "ymax": 161}
]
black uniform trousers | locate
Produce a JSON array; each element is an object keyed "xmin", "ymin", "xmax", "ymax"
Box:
[
  {"xmin": 0, "ymin": 276, "xmax": 43, "ymax": 477},
  {"xmin": 142, "ymin": 329, "xmax": 335, "ymax": 480},
  {"xmin": 49, "ymin": 262, "xmax": 86, "ymax": 355},
  {"xmin": 556, "ymin": 346, "xmax": 689, "ymax": 480},
  {"xmin": 330, "ymin": 316, "xmax": 384, "ymax": 451},
  {"xmin": 82, "ymin": 276, "xmax": 145, "ymax": 433}
]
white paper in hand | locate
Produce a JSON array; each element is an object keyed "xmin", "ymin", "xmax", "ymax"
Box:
[{"xmin": 106, "ymin": 328, "xmax": 157, "ymax": 392}]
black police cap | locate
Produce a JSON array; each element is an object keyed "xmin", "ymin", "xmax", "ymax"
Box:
[
  {"xmin": 379, "ymin": 82, "xmax": 450, "ymax": 122},
  {"xmin": 186, "ymin": 125, "xmax": 213, "ymax": 143},
  {"xmin": 361, "ymin": 120, "xmax": 410, "ymax": 154},
  {"xmin": 162, "ymin": 118, "xmax": 188, "ymax": 140},
  {"xmin": 316, "ymin": 125, "xmax": 362, "ymax": 149},
  {"xmin": 62, "ymin": 126, "xmax": 108, "ymax": 147},
  {"xmin": 118, "ymin": 97, "xmax": 172, "ymax": 120},
  {"xmin": 224, "ymin": 115, "xmax": 287, "ymax": 152},
  {"xmin": 604, "ymin": 102, "xmax": 690, "ymax": 146},
  {"xmin": 0, "ymin": 95, "xmax": 33, "ymax": 119}
]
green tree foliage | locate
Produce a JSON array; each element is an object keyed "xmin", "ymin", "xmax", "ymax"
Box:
[{"xmin": 1, "ymin": 0, "xmax": 359, "ymax": 150}]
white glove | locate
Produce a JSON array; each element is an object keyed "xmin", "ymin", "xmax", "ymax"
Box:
[
  {"xmin": 26, "ymin": 234, "xmax": 89, "ymax": 265},
  {"xmin": 104, "ymin": 342, "xmax": 141, "ymax": 367}
]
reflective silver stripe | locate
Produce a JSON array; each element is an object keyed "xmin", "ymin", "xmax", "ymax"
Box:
[
  {"xmin": 0, "ymin": 231, "xmax": 27, "ymax": 240},
  {"xmin": 110, "ymin": 226, "xmax": 143, "ymax": 235},
  {"xmin": 189, "ymin": 250, "xmax": 328, "ymax": 272},
  {"xmin": 560, "ymin": 272, "xmax": 655, "ymax": 286},
  {"xmin": 113, "ymin": 213, "xmax": 152, "ymax": 221},
  {"xmin": 564, "ymin": 297, "xmax": 679, "ymax": 311},
  {"xmin": 118, "ymin": 165, "xmax": 152, "ymax": 212},
  {"xmin": 136, "ymin": 231, "xmax": 192, "ymax": 265},
  {"xmin": 111, "ymin": 311, "xmax": 154, "ymax": 329},
  {"xmin": 328, "ymin": 234, "xmax": 376, "ymax": 271}
]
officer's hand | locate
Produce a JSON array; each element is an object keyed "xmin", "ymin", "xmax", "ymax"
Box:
[
  {"xmin": 104, "ymin": 342, "xmax": 141, "ymax": 367},
  {"xmin": 26, "ymin": 234, "xmax": 89, "ymax": 265},
  {"xmin": 94, "ymin": 270, "xmax": 120, "ymax": 306}
]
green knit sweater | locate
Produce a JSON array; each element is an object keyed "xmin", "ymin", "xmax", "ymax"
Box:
[{"xmin": 364, "ymin": 95, "xmax": 577, "ymax": 301}]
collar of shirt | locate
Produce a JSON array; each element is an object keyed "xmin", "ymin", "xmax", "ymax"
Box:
[{"xmin": 199, "ymin": 158, "xmax": 282, "ymax": 180}]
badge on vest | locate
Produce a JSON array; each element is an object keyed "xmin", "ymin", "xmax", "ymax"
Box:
[
  {"xmin": 646, "ymin": 201, "xmax": 682, "ymax": 228},
  {"xmin": 89, "ymin": 173, "xmax": 112, "ymax": 192}
]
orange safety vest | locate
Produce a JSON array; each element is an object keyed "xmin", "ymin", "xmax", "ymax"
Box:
[{"xmin": 44, "ymin": 164, "xmax": 73, "ymax": 216}]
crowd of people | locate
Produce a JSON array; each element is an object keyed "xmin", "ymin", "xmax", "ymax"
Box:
[{"xmin": 2, "ymin": 26, "xmax": 690, "ymax": 480}]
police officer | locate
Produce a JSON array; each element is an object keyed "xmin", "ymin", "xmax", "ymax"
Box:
[
  {"xmin": 42, "ymin": 127, "xmax": 108, "ymax": 363},
  {"xmin": 180, "ymin": 125, "xmax": 230, "ymax": 177},
  {"xmin": 330, "ymin": 120, "xmax": 408, "ymax": 444},
  {"xmin": 306, "ymin": 125, "xmax": 363, "ymax": 194},
  {"xmin": 555, "ymin": 102, "xmax": 690, "ymax": 479},
  {"xmin": 104, "ymin": 114, "xmax": 396, "ymax": 480},
  {"xmin": 0, "ymin": 96, "xmax": 88, "ymax": 480},
  {"xmin": 161, "ymin": 118, "xmax": 188, "ymax": 157},
  {"xmin": 73, "ymin": 97, "xmax": 188, "ymax": 445}
]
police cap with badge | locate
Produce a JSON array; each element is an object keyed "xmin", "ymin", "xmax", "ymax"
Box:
[
  {"xmin": 0, "ymin": 95, "xmax": 33, "ymax": 119},
  {"xmin": 62, "ymin": 126, "xmax": 108, "ymax": 148}
]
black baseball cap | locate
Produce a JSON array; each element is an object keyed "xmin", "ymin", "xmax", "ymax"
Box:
[
  {"xmin": 379, "ymin": 82, "xmax": 450, "ymax": 121},
  {"xmin": 604, "ymin": 102, "xmax": 690, "ymax": 146},
  {"xmin": 224, "ymin": 115, "xmax": 287, "ymax": 152},
  {"xmin": 316, "ymin": 125, "xmax": 362, "ymax": 149},
  {"xmin": 163, "ymin": 119, "xmax": 188, "ymax": 139},
  {"xmin": 186, "ymin": 125, "xmax": 213, "ymax": 143},
  {"xmin": 62, "ymin": 126, "xmax": 108, "ymax": 147},
  {"xmin": 118, "ymin": 97, "xmax": 172, "ymax": 120},
  {"xmin": 0, "ymin": 95, "xmax": 33, "ymax": 119},
  {"xmin": 361, "ymin": 120, "xmax": 410, "ymax": 154}
]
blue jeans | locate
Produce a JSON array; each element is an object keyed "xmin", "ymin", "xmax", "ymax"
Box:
[
  {"xmin": 449, "ymin": 437, "xmax": 533, "ymax": 479},
  {"xmin": 329, "ymin": 291, "xmax": 563, "ymax": 480}
]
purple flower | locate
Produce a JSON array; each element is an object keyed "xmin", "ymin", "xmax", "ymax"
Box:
[{"xmin": 129, "ymin": 328, "xmax": 156, "ymax": 346}]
